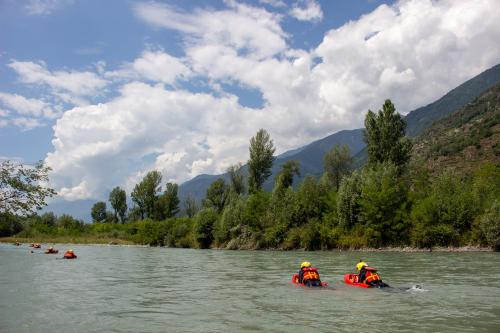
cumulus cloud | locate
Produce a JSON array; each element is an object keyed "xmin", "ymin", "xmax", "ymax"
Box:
[
  {"xmin": 105, "ymin": 50, "xmax": 190, "ymax": 85},
  {"xmin": 38, "ymin": 0, "xmax": 500, "ymax": 201},
  {"xmin": 8, "ymin": 60, "xmax": 108, "ymax": 105},
  {"xmin": 134, "ymin": 1, "xmax": 287, "ymax": 60},
  {"xmin": 46, "ymin": 82, "xmax": 262, "ymax": 199},
  {"xmin": 290, "ymin": 0, "xmax": 323, "ymax": 22},
  {"xmin": 0, "ymin": 92, "xmax": 61, "ymax": 129},
  {"xmin": 313, "ymin": 0, "xmax": 500, "ymax": 115}
]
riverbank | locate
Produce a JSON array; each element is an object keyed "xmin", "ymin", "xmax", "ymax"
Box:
[
  {"xmin": 0, "ymin": 236, "xmax": 134, "ymax": 245},
  {"xmin": 1, "ymin": 237, "xmax": 492, "ymax": 251}
]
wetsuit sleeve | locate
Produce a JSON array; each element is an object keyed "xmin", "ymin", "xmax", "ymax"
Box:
[{"xmin": 298, "ymin": 270, "xmax": 304, "ymax": 283}]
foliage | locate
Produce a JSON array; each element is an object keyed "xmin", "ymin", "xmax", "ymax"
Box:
[
  {"xmin": 183, "ymin": 194, "xmax": 199, "ymax": 218},
  {"xmin": 480, "ymin": 201, "xmax": 500, "ymax": 251},
  {"xmin": 155, "ymin": 182, "xmax": 180, "ymax": 220},
  {"xmin": 0, "ymin": 160, "xmax": 56, "ymax": 216},
  {"xmin": 194, "ymin": 208, "xmax": 218, "ymax": 248},
  {"xmin": 203, "ymin": 178, "xmax": 228, "ymax": 213},
  {"xmin": 227, "ymin": 163, "xmax": 245, "ymax": 195},
  {"xmin": 243, "ymin": 190, "xmax": 270, "ymax": 230},
  {"xmin": 91, "ymin": 201, "xmax": 107, "ymax": 223},
  {"xmin": 323, "ymin": 145, "xmax": 353, "ymax": 190},
  {"xmin": 215, "ymin": 195, "xmax": 246, "ymax": 245},
  {"xmin": 337, "ymin": 171, "xmax": 362, "ymax": 228},
  {"xmin": 248, "ymin": 129, "xmax": 275, "ymax": 193},
  {"xmin": 109, "ymin": 186, "xmax": 127, "ymax": 223},
  {"xmin": 358, "ymin": 163, "xmax": 410, "ymax": 246},
  {"xmin": 273, "ymin": 160, "xmax": 300, "ymax": 196},
  {"xmin": 411, "ymin": 171, "xmax": 476, "ymax": 236},
  {"xmin": 131, "ymin": 170, "xmax": 162, "ymax": 219},
  {"xmin": 364, "ymin": 100, "xmax": 412, "ymax": 168}
]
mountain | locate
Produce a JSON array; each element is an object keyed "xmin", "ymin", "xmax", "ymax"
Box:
[
  {"xmin": 412, "ymin": 83, "xmax": 500, "ymax": 173},
  {"xmin": 353, "ymin": 63, "xmax": 500, "ymax": 166},
  {"xmin": 406, "ymin": 64, "xmax": 500, "ymax": 137}
]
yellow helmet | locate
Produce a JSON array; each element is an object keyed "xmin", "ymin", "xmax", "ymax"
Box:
[
  {"xmin": 301, "ymin": 261, "xmax": 311, "ymax": 269},
  {"xmin": 356, "ymin": 261, "xmax": 368, "ymax": 271},
  {"xmin": 68, "ymin": 249, "xmax": 73, "ymax": 253}
]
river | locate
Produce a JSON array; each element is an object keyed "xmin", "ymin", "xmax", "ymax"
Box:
[{"xmin": 0, "ymin": 243, "xmax": 499, "ymax": 332}]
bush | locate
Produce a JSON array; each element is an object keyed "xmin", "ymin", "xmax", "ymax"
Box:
[
  {"xmin": 412, "ymin": 223, "xmax": 458, "ymax": 248},
  {"xmin": 194, "ymin": 208, "xmax": 218, "ymax": 248},
  {"xmin": 480, "ymin": 201, "xmax": 500, "ymax": 251},
  {"xmin": 0, "ymin": 213, "xmax": 23, "ymax": 237}
]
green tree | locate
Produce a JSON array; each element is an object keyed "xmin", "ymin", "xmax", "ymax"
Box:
[
  {"xmin": 203, "ymin": 178, "xmax": 228, "ymax": 213},
  {"xmin": 337, "ymin": 170, "xmax": 363, "ymax": 228},
  {"xmin": 248, "ymin": 129, "xmax": 275, "ymax": 193},
  {"xmin": 358, "ymin": 163, "xmax": 410, "ymax": 246},
  {"xmin": 183, "ymin": 194, "xmax": 199, "ymax": 218},
  {"xmin": 227, "ymin": 163, "xmax": 245, "ymax": 195},
  {"xmin": 0, "ymin": 160, "xmax": 56, "ymax": 216},
  {"xmin": 194, "ymin": 208, "xmax": 218, "ymax": 248},
  {"xmin": 109, "ymin": 186, "xmax": 127, "ymax": 223},
  {"xmin": 91, "ymin": 201, "xmax": 107, "ymax": 223},
  {"xmin": 273, "ymin": 160, "xmax": 300, "ymax": 196},
  {"xmin": 323, "ymin": 145, "xmax": 353, "ymax": 191},
  {"xmin": 364, "ymin": 100, "xmax": 412, "ymax": 168},
  {"xmin": 155, "ymin": 182, "xmax": 180, "ymax": 220},
  {"xmin": 472, "ymin": 162, "xmax": 500, "ymax": 211},
  {"xmin": 215, "ymin": 195, "xmax": 246, "ymax": 245},
  {"xmin": 292, "ymin": 176, "xmax": 325, "ymax": 226},
  {"xmin": 131, "ymin": 170, "xmax": 162, "ymax": 219},
  {"xmin": 411, "ymin": 171, "xmax": 476, "ymax": 247}
]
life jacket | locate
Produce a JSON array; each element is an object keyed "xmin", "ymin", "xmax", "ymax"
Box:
[
  {"xmin": 362, "ymin": 267, "xmax": 381, "ymax": 284},
  {"xmin": 64, "ymin": 252, "xmax": 77, "ymax": 259},
  {"xmin": 302, "ymin": 267, "xmax": 321, "ymax": 282}
]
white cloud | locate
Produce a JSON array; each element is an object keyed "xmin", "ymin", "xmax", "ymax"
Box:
[
  {"xmin": 8, "ymin": 60, "xmax": 108, "ymax": 105},
  {"xmin": 313, "ymin": 0, "xmax": 500, "ymax": 115},
  {"xmin": 34, "ymin": 0, "xmax": 500, "ymax": 201},
  {"xmin": 134, "ymin": 1, "xmax": 287, "ymax": 60},
  {"xmin": 106, "ymin": 50, "xmax": 190, "ymax": 85},
  {"xmin": 12, "ymin": 117, "xmax": 45, "ymax": 130},
  {"xmin": 25, "ymin": 0, "xmax": 73, "ymax": 16},
  {"xmin": 46, "ymin": 82, "xmax": 263, "ymax": 199},
  {"xmin": 0, "ymin": 92, "xmax": 59, "ymax": 119},
  {"xmin": 259, "ymin": 0, "xmax": 287, "ymax": 8},
  {"xmin": 290, "ymin": 0, "xmax": 323, "ymax": 22}
]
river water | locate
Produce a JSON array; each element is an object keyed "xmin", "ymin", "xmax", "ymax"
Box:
[{"xmin": 1, "ymin": 243, "xmax": 499, "ymax": 333}]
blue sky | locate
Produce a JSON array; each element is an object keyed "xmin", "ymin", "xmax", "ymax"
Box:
[{"xmin": 1, "ymin": 0, "xmax": 499, "ymax": 208}]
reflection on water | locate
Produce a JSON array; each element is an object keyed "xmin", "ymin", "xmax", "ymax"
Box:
[{"xmin": 1, "ymin": 244, "xmax": 499, "ymax": 333}]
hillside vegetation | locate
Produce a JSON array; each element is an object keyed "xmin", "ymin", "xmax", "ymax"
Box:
[{"xmin": 413, "ymin": 83, "xmax": 500, "ymax": 173}]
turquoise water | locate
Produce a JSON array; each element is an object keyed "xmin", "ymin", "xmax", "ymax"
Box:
[{"xmin": 1, "ymin": 244, "xmax": 499, "ymax": 332}]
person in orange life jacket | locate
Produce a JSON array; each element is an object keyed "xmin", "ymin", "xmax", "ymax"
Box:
[
  {"xmin": 63, "ymin": 249, "xmax": 77, "ymax": 259},
  {"xmin": 356, "ymin": 260, "xmax": 388, "ymax": 287},
  {"xmin": 298, "ymin": 262, "xmax": 322, "ymax": 287}
]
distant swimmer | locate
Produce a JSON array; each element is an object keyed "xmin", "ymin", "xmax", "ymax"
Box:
[{"xmin": 63, "ymin": 249, "xmax": 77, "ymax": 259}]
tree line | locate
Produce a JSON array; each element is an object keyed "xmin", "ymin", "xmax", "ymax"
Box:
[{"xmin": 2, "ymin": 100, "xmax": 499, "ymax": 250}]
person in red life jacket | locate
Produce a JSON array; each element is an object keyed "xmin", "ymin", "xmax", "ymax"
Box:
[
  {"xmin": 298, "ymin": 262, "xmax": 322, "ymax": 287},
  {"xmin": 356, "ymin": 260, "xmax": 388, "ymax": 287},
  {"xmin": 63, "ymin": 249, "xmax": 77, "ymax": 259},
  {"xmin": 45, "ymin": 246, "xmax": 58, "ymax": 254}
]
